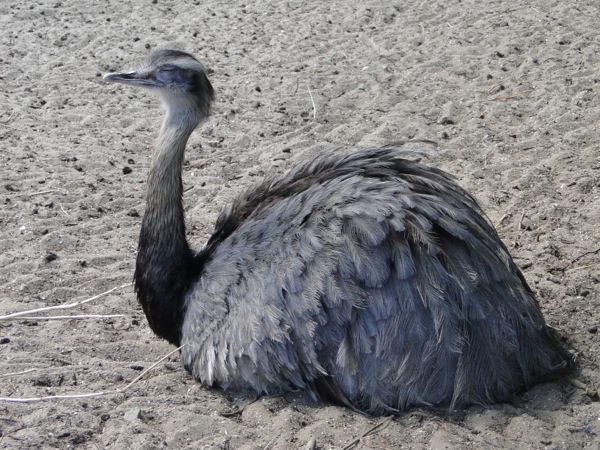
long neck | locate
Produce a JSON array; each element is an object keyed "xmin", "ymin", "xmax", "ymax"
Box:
[{"xmin": 134, "ymin": 116, "xmax": 197, "ymax": 345}]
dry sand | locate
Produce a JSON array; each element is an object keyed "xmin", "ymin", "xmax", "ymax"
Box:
[{"xmin": 1, "ymin": 0, "xmax": 599, "ymax": 448}]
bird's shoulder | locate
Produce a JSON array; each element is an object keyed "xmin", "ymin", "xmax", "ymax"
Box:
[{"xmin": 197, "ymin": 144, "xmax": 472, "ymax": 259}]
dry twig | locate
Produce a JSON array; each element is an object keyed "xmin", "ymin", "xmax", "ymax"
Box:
[
  {"xmin": 307, "ymin": 84, "xmax": 316, "ymax": 119},
  {"xmin": 0, "ymin": 345, "xmax": 185, "ymax": 403},
  {"xmin": 12, "ymin": 314, "xmax": 127, "ymax": 321},
  {"xmin": 341, "ymin": 416, "xmax": 394, "ymax": 450},
  {"xmin": 495, "ymin": 213, "xmax": 512, "ymax": 229},
  {"xmin": 29, "ymin": 189, "xmax": 56, "ymax": 197},
  {"xmin": 263, "ymin": 435, "xmax": 278, "ymax": 450},
  {"xmin": 0, "ymin": 284, "xmax": 129, "ymax": 321},
  {"xmin": 0, "ymin": 369, "xmax": 38, "ymax": 379},
  {"xmin": 517, "ymin": 209, "xmax": 526, "ymax": 230},
  {"xmin": 570, "ymin": 247, "xmax": 600, "ymax": 265},
  {"xmin": 566, "ymin": 263, "xmax": 600, "ymax": 273}
]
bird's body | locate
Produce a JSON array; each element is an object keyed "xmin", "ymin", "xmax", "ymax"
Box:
[{"xmin": 104, "ymin": 49, "xmax": 570, "ymax": 415}]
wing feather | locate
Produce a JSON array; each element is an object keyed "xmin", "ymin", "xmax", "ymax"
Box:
[{"xmin": 180, "ymin": 145, "xmax": 570, "ymax": 414}]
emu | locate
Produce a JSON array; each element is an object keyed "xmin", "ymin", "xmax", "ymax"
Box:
[{"xmin": 103, "ymin": 49, "xmax": 570, "ymax": 414}]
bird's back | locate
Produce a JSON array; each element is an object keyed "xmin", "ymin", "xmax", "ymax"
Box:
[{"xmin": 181, "ymin": 145, "xmax": 570, "ymax": 414}]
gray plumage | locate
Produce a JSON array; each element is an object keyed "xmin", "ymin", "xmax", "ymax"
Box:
[{"xmin": 104, "ymin": 49, "xmax": 570, "ymax": 415}]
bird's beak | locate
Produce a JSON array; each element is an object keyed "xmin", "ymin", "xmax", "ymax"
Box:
[{"xmin": 103, "ymin": 71, "xmax": 161, "ymax": 87}]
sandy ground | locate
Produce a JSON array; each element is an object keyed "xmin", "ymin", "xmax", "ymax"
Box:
[{"xmin": 1, "ymin": 0, "xmax": 599, "ymax": 448}]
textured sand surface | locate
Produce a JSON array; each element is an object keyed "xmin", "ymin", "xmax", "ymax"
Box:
[{"xmin": 1, "ymin": 0, "xmax": 599, "ymax": 448}]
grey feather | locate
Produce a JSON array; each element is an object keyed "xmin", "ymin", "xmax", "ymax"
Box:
[{"xmin": 104, "ymin": 49, "xmax": 572, "ymax": 416}]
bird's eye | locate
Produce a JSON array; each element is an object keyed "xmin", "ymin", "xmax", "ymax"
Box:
[{"xmin": 156, "ymin": 67, "xmax": 182, "ymax": 84}]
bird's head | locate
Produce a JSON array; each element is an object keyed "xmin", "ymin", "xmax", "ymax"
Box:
[{"xmin": 104, "ymin": 49, "xmax": 215, "ymax": 129}]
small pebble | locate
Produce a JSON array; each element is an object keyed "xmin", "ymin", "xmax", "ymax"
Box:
[
  {"xmin": 45, "ymin": 252, "xmax": 58, "ymax": 262},
  {"xmin": 124, "ymin": 407, "xmax": 142, "ymax": 422}
]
